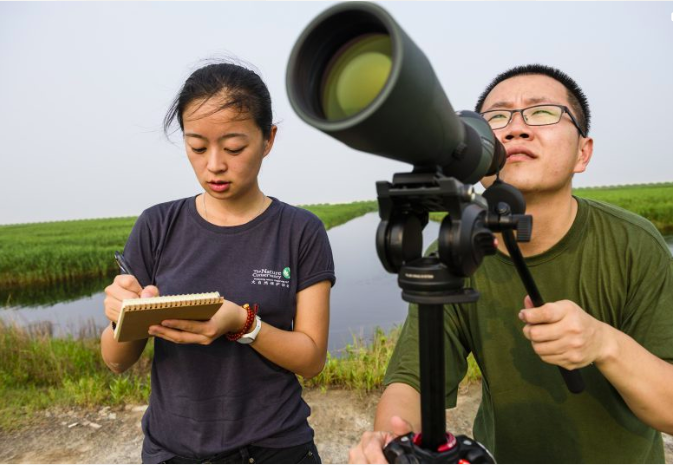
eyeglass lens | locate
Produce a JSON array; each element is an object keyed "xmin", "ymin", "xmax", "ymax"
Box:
[{"xmin": 483, "ymin": 105, "xmax": 564, "ymax": 130}]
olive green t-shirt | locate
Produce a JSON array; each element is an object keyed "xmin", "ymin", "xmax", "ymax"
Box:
[{"xmin": 385, "ymin": 196, "xmax": 673, "ymax": 463}]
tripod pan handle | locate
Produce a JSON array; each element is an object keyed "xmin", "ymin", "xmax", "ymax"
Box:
[
  {"xmin": 501, "ymin": 230, "xmax": 585, "ymax": 394},
  {"xmin": 559, "ymin": 366, "xmax": 585, "ymax": 394}
]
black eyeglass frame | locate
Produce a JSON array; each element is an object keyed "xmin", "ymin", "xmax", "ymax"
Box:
[{"xmin": 480, "ymin": 104, "xmax": 587, "ymax": 138}]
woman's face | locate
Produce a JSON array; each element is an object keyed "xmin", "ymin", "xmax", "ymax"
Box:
[{"xmin": 182, "ymin": 96, "xmax": 276, "ymax": 202}]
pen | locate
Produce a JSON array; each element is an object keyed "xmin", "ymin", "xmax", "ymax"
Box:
[
  {"xmin": 114, "ymin": 251, "xmax": 146, "ymax": 287},
  {"xmin": 113, "ymin": 251, "xmax": 145, "ymax": 331}
]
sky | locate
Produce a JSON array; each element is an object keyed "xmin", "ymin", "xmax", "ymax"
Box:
[{"xmin": 1, "ymin": 1, "xmax": 672, "ymax": 225}]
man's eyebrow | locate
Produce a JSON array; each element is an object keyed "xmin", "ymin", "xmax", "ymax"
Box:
[
  {"xmin": 184, "ymin": 132, "xmax": 249, "ymax": 141},
  {"xmin": 483, "ymin": 97, "xmax": 553, "ymax": 111}
]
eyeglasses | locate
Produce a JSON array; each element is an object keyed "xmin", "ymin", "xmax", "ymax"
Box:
[{"xmin": 480, "ymin": 104, "xmax": 586, "ymax": 138}]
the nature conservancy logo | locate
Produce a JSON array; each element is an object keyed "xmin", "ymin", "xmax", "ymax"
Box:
[{"xmin": 251, "ymin": 268, "xmax": 291, "ymax": 288}]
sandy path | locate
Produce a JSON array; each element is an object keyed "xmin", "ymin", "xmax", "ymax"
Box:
[{"xmin": 1, "ymin": 383, "xmax": 670, "ymax": 464}]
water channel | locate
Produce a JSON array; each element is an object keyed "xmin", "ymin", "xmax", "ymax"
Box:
[
  {"xmin": 0, "ymin": 213, "xmax": 440, "ymax": 353},
  {"xmin": 1, "ymin": 213, "xmax": 672, "ymax": 354}
]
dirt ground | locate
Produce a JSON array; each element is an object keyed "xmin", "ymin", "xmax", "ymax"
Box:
[{"xmin": 0, "ymin": 383, "xmax": 671, "ymax": 464}]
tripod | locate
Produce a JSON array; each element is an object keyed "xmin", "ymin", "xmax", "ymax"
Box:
[{"xmin": 376, "ymin": 173, "xmax": 581, "ymax": 463}]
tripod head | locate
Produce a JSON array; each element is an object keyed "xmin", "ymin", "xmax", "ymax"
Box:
[{"xmin": 377, "ymin": 173, "xmax": 531, "ymax": 302}]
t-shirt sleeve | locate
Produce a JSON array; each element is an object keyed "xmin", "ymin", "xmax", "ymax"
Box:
[
  {"xmin": 121, "ymin": 209, "xmax": 156, "ymax": 288},
  {"xmin": 296, "ymin": 215, "xmax": 336, "ymax": 292},
  {"xmin": 620, "ymin": 234, "xmax": 673, "ymax": 364},
  {"xmin": 384, "ymin": 303, "xmax": 470, "ymax": 409}
]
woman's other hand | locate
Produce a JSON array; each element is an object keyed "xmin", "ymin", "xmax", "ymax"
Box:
[{"xmin": 148, "ymin": 299, "xmax": 248, "ymax": 345}]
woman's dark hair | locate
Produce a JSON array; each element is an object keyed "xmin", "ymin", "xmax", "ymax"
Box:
[
  {"xmin": 475, "ymin": 64, "xmax": 590, "ymax": 136},
  {"xmin": 164, "ymin": 62, "xmax": 274, "ymax": 139}
]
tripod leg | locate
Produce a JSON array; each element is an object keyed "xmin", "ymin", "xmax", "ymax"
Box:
[{"xmin": 418, "ymin": 303, "xmax": 447, "ymax": 449}]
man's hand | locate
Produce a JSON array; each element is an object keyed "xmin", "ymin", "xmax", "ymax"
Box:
[
  {"xmin": 349, "ymin": 416, "xmax": 414, "ymax": 464},
  {"xmin": 519, "ymin": 295, "xmax": 609, "ymax": 370},
  {"xmin": 148, "ymin": 299, "xmax": 247, "ymax": 345}
]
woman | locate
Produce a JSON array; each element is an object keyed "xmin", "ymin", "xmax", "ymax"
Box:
[{"xmin": 100, "ymin": 62, "xmax": 335, "ymax": 464}]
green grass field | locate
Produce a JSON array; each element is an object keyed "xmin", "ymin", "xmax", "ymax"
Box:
[
  {"xmin": 573, "ymin": 183, "xmax": 673, "ymax": 234},
  {"xmin": 0, "ymin": 320, "xmax": 153, "ymax": 430},
  {"xmin": 0, "ymin": 201, "xmax": 377, "ymax": 306},
  {"xmin": 0, "ymin": 321, "xmax": 479, "ymax": 431},
  {"xmin": 428, "ymin": 182, "xmax": 673, "ymax": 234}
]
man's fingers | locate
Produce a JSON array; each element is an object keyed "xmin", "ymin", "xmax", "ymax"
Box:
[
  {"xmin": 519, "ymin": 303, "xmax": 564, "ymax": 325},
  {"xmin": 530, "ymin": 340, "xmax": 586, "ymax": 370},
  {"xmin": 363, "ymin": 432, "xmax": 390, "ymax": 464},
  {"xmin": 364, "ymin": 442, "xmax": 389, "ymax": 464},
  {"xmin": 347, "ymin": 448, "xmax": 367, "ymax": 464},
  {"xmin": 530, "ymin": 339, "xmax": 566, "ymax": 357},
  {"xmin": 523, "ymin": 295, "xmax": 535, "ymax": 309},
  {"xmin": 348, "ymin": 432, "xmax": 391, "ymax": 464},
  {"xmin": 522, "ymin": 323, "xmax": 565, "ymax": 343},
  {"xmin": 349, "ymin": 421, "xmax": 410, "ymax": 464}
]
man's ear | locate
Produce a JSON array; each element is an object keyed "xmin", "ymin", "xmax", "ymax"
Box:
[
  {"xmin": 262, "ymin": 125, "xmax": 278, "ymax": 158},
  {"xmin": 573, "ymin": 136, "xmax": 593, "ymax": 174}
]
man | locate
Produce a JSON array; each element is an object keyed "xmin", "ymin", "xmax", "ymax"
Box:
[{"xmin": 350, "ymin": 64, "xmax": 673, "ymax": 463}]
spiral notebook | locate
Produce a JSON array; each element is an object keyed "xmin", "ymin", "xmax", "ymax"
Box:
[{"xmin": 114, "ymin": 292, "xmax": 225, "ymax": 342}]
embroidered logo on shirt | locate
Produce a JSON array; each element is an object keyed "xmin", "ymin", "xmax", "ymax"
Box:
[{"xmin": 251, "ymin": 268, "xmax": 290, "ymax": 288}]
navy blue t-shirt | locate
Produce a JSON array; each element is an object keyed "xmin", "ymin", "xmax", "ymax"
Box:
[{"xmin": 122, "ymin": 196, "xmax": 335, "ymax": 463}]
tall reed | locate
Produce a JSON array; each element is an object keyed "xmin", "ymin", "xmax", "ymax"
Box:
[{"xmin": 0, "ymin": 201, "xmax": 378, "ymax": 299}]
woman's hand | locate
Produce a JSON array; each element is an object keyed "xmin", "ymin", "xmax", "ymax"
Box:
[
  {"xmin": 101, "ymin": 275, "xmax": 156, "ymax": 373},
  {"xmin": 104, "ymin": 275, "xmax": 160, "ymax": 325},
  {"xmin": 148, "ymin": 299, "xmax": 248, "ymax": 345}
]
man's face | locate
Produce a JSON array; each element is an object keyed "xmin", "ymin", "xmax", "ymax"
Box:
[{"xmin": 480, "ymin": 74, "xmax": 592, "ymax": 195}]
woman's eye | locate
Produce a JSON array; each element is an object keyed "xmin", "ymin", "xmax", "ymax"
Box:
[
  {"xmin": 191, "ymin": 147, "xmax": 207, "ymax": 154},
  {"xmin": 226, "ymin": 147, "xmax": 245, "ymax": 154}
]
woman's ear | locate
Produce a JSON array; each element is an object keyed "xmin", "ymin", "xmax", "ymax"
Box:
[{"xmin": 262, "ymin": 125, "xmax": 278, "ymax": 158}]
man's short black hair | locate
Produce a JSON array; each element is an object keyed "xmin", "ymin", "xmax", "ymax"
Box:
[{"xmin": 475, "ymin": 64, "xmax": 590, "ymax": 136}]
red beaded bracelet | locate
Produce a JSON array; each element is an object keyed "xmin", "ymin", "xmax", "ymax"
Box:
[{"xmin": 225, "ymin": 304, "xmax": 259, "ymax": 342}]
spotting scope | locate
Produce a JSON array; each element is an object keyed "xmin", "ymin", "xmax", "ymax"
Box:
[
  {"xmin": 286, "ymin": 4, "xmax": 587, "ymax": 463},
  {"xmin": 286, "ymin": 1, "xmax": 505, "ymax": 183}
]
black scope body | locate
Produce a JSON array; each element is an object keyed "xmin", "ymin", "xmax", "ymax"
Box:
[{"xmin": 286, "ymin": 1, "xmax": 506, "ymax": 184}]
